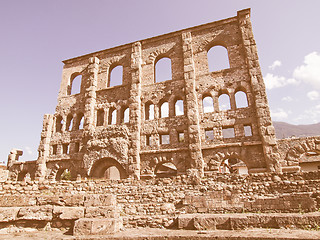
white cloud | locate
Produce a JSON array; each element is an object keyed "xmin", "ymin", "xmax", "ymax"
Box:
[
  {"xmin": 281, "ymin": 96, "xmax": 293, "ymax": 102},
  {"xmin": 270, "ymin": 108, "xmax": 289, "ymax": 121},
  {"xmin": 268, "ymin": 60, "xmax": 282, "ymax": 70},
  {"xmin": 307, "ymin": 90, "xmax": 320, "ymax": 101},
  {"xmin": 293, "ymin": 52, "xmax": 320, "ymax": 89},
  {"xmin": 25, "ymin": 147, "xmax": 33, "ymax": 155},
  {"xmin": 294, "ymin": 104, "xmax": 320, "ymax": 124},
  {"xmin": 264, "ymin": 73, "xmax": 299, "ymax": 90}
]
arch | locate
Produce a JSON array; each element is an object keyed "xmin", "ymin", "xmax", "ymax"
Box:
[
  {"xmin": 154, "ymin": 162, "xmax": 177, "ymax": 178},
  {"xmin": 109, "ymin": 65, "xmax": 123, "ymax": 87},
  {"xmin": 145, "ymin": 102, "xmax": 155, "ymax": 120},
  {"xmin": 66, "ymin": 114, "xmax": 73, "ymax": 131},
  {"xmin": 108, "ymin": 108, "xmax": 117, "ymax": 125},
  {"xmin": 218, "ymin": 93, "xmax": 231, "ymax": 111},
  {"xmin": 55, "ymin": 115, "xmax": 63, "ymax": 132},
  {"xmin": 96, "ymin": 109, "xmax": 104, "ymax": 126},
  {"xmin": 174, "ymin": 99, "xmax": 184, "ymax": 116},
  {"xmin": 56, "ymin": 168, "xmax": 73, "ymax": 181},
  {"xmin": 90, "ymin": 158, "xmax": 127, "ymax": 180},
  {"xmin": 202, "ymin": 95, "xmax": 214, "ymax": 113},
  {"xmin": 69, "ymin": 74, "xmax": 82, "ymax": 95},
  {"xmin": 207, "ymin": 45, "xmax": 230, "ymax": 72},
  {"xmin": 235, "ymin": 90, "xmax": 248, "ymax": 108},
  {"xmin": 160, "ymin": 101, "xmax": 169, "ymax": 118},
  {"xmin": 122, "ymin": 107, "xmax": 129, "ymax": 123},
  {"xmin": 75, "ymin": 113, "xmax": 84, "ymax": 129},
  {"xmin": 155, "ymin": 57, "xmax": 172, "ymax": 83}
]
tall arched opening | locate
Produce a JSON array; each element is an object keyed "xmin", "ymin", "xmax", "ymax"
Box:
[{"xmin": 90, "ymin": 158, "xmax": 127, "ymax": 180}]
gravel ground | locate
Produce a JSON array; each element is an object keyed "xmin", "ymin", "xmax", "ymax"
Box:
[{"xmin": 1, "ymin": 228, "xmax": 320, "ymax": 240}]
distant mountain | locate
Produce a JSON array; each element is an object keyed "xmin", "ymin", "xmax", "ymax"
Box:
[{"xmin": 273, "ymin": 121, "xmax": 320, "ymax": 139}]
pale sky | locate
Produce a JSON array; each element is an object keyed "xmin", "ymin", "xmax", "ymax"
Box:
[{"xmin": 0, "ymin": 0, "xmax": 319, "ymax": 163}]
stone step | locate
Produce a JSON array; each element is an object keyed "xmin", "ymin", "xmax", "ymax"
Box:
[
  {"xmin": 73, "ymin": 217, "xmax": 123, "ymax": 236},
  {"xmin": 177, "ymin": 212, "xmax": 320, "ymax": 230}
]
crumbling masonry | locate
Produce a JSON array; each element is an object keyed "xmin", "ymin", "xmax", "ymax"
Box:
[{"xmin": 6, "ymin": 8, "xmax": 320, "ymax": 182}]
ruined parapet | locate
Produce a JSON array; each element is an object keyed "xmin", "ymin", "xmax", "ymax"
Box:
[{"xmin": 7, "ymin": 149, "xmax": 23, "ymax": 168}]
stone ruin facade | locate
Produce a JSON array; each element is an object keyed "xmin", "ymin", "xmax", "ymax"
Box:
[{"xmin": 5, "ymin": 8, "xmax": 320, "ymax": 182}]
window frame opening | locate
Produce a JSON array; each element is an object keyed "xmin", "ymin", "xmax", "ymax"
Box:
[
  {"xmin": 175, "ymin": 99, "xmax": 184, "ymax": 116},
  {"xmin": 207, "ymin": 45, "xmax": 230, "ymax": 72},
  {"xmin": 69, "ymin": 74, "xmax": 82, "ymax": 95},
  {"xmin": 108, "ymin": 65, "xmax": 123, "ymax": 87},
  {"xmin": 145, "ymin": 102, "xmax": 155, "ymax": 120},
  {"xmin": 222, "ymin": 127, "xmax": 235, "ymax": 139},
  {"xmin": 235, "ymin": 90, "xmax": 249, "ymax": 108},
  {"xmin": 160, "ymin": 134, "xmax": 170, "ymax": 145},
  {"xmin": 96, "ymin": 109, "xmax": 104, "ymax": 126},
  {"xmin": 160, "ymin": 101, "xmax": 169, "ymax": 118},
  {"xmin": 205, "ymin": 129, "xmax": 214, "ymax": 141},
  {"xmin": 202, "ymin": 96, "xmax": 214, "ymax": 113},
  {"xmin": 218, "ymin": 93, "xmax": 231, "ymax": 111},
  {"xmin": 155, "ymin": 57, "xmax": 172, "ymax": 83},
  {"xmin": 244, "ymin": 125, "xmax": 253, "ymax": 137},
  {"xmin": 108, "ymin": 108, "xmax": 117, "ymax": 125}
]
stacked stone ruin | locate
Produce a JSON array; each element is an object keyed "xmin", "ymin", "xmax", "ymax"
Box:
[{"xmin": 1, "ymin": 8, "xmax": 320, "ymax": 237}]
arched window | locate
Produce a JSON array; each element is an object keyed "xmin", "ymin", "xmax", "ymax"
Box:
[
  {"xmin": 75, "ymin": 113, "xmax": 84, "ymax": 130},
  {"xmin": 108, "ymin": 108, "xmax": 117, "ymax": 125},
  {"xmin": 96, "ymin": 109, "xmax": 104, "ymax": 126},
  {"xmin": 235, "ymin": 91, "xmax": 248, "ymax": 108},
  {"xmin": 202, "ymin": 96, "xmax": 214, "ymax": 113},
  {"xmin": 122, "ymin": 107, "xmax": 129, "ymax": 123},
  {"xmin": 145, "ymin": 102, "xmax": 154, "ymax": 120},
  {"xmin": 160, "ymin": 102, "xmax": 169, "ymax": 118},
  {"xmin": 207, "ymin": 45, "xmax": 230, "ymax": 72},
  {"xmin": 155, "ymin": 57, "xmax": 172, "ymax": 83},
  {"xmin": 66, "ymin": 114, "xmax": 73, "ymax": 131},
  {"xmin": 175, "ymin": 100, "xmax": 184, "ymax": 116},
  {"xmin": 109, "ymin": 65, "xmax": 123, "ymax": 87},
  {"xmin": 70, "ymin": 74, "xmax": 82, "ymax": 95},
  {"xmin": 218, "ymin": 94, "xmax": 231, "ymax": 111},
  {"xmin": 56, "ymin": 115, "xmax": 63, "ymax": 132}
]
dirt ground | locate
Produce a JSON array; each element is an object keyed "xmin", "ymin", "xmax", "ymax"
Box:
[{"xmin": 0, "ymin": 228, "xmax": 320, "ymax": 240}]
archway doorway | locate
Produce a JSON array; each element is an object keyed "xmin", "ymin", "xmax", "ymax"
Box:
[{"xmin": 90, "ymin": 158, "xmax": 126, "ymax": 180}]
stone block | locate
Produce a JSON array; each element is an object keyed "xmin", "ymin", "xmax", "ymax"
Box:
[
  {"xmin": 193, "ymin": 215, "xmax": 230, "ymax": 230},
  {"xmin": 53, "ymin": 206, "xmax": 84, "ymax": 220},
  {"xmin": 85, "ymin": 206, "xmax": 120, "ymax": 218},
  {"xmin": 0, "ymin": 207, "xmax": 19, "ymax": 222},
  {"xmin": 73, "ymin": 218, "xmax": 123, "ymax": 236},
  {"xmin": 17, "ymin": 206, "xmax": 53, "ymax": 221},
  {"xmin": 84, "ymin": 194, "xmax": 116, "ymax": 207},
  {"xmin": 0, "ymin": 169, "xmax": 8, "ymax": 182},
  {"xmin": 64, "ymin": 194, "xmax": 85, "ymax": 206},
  {"xmin": 176, "ymin": 214, "xmax": 194, "ymax": 229},
  {"xmin": 0, "ymin": 195, "xmax": 36, "ymax": 207}
]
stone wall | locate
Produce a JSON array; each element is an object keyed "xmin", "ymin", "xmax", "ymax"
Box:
[{"xmin": 1, "ymin": 171, "xmax": 320, "ymax": 230}]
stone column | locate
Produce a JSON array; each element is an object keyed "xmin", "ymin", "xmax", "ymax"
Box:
[
  {"xmin": 237, "ymin": 9, "xmax": 281, "ymax": 173},
  {"xmin": 35, "ymin": 114, "xmax": 54, "ymax": 181},
  {"xmin": 128, "ymin": 42, "xmax": 142, "ymax": 179},
  {"xmin": 182, "ymin": 32, "xmax": 204, "ymax": 177},
  {"xmin": 84, "ymin": 57, "xmax": 99, "ymax": 131}
]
